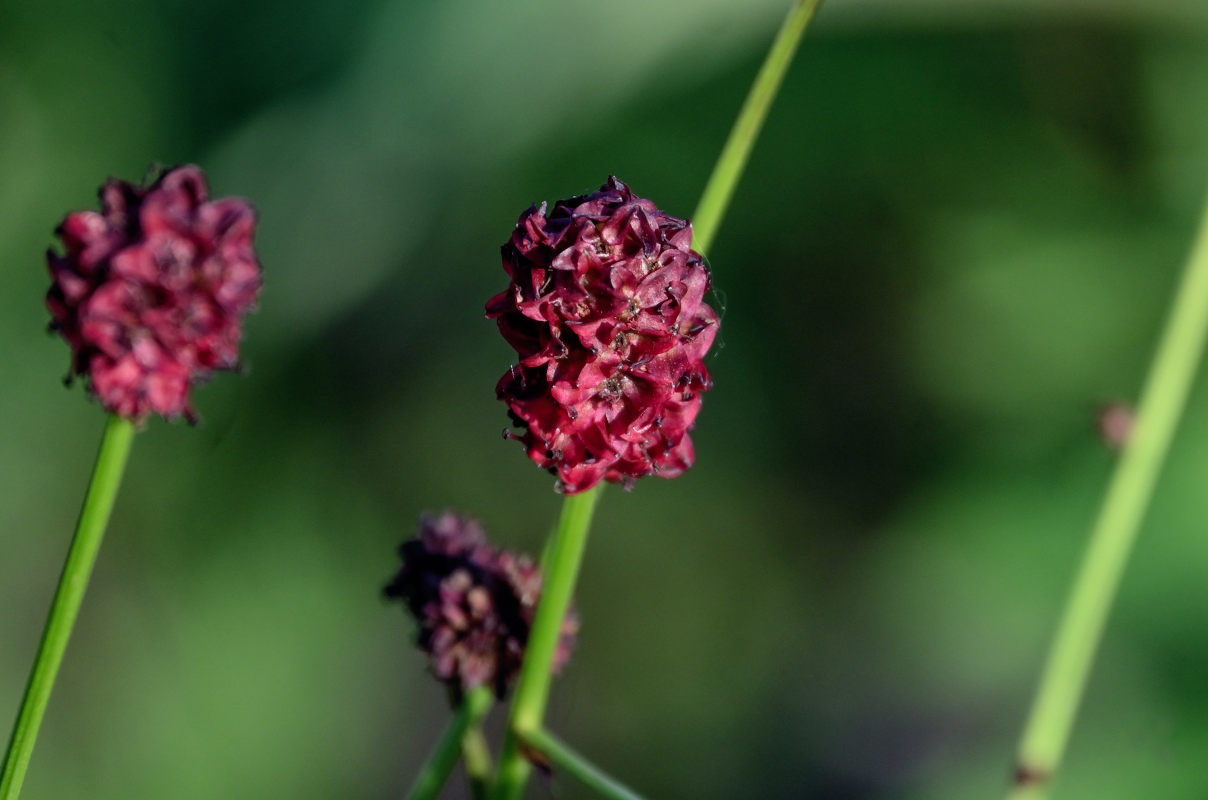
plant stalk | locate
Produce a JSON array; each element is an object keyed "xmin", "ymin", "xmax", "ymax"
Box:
[
  {"xmin": 692, "ymin": 0, "xmax": 825, "ymax": 256},
  {"xmin": 406, "ymin": 686, "xmax": 493, "ymax": 800},
  {"xmin": 0, "ymin": 415, "xmax": 136, "ymax": 800},
  {"xmin": 1007, "ymin": 196, "xmax": 1208, "ymax": 799},
  {"xmin": 492, "ymin": 486, "xmax": 601, "ymax": 800},
  {"xmin": 521, "ymin": 728, "xmax": 646, "ymax": 800},
  {"xmin": 462, "ymin": 724, "xmax": 493, "ymax": 800}
]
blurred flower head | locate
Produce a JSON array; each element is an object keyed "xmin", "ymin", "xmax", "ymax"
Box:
[
  {"xmin": 47, "ymin": 165, "xmax": 262, "ymax": 422},
  {"xmin": 487, "ymin": 177, "xmax": 719, "ymax": 493},
  {"xmin": 384, "ymin": 511, "xmax": 577, "ymax": 698}
]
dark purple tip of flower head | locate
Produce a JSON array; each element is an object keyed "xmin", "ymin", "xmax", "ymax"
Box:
[
  {"xmin": 384, "ymin": 511, "xmax": 577, "ymax": 699},
  {"xmin": 487, "ymin": 177, "xmax": 719, "ymax": 494},
  {"xmin": 46, "ymin": 164, "xmax": 263, "ymax": 423}
]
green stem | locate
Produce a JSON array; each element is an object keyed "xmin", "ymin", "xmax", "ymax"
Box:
[
  {"xmin": 461, "ymin": 724, "xmax": 493, "ymax": 800},
  {"xmin": 1007, "ymin": 197, "xmax": 1208, "ymax": 800},
  {"xmin": 691, "ymin": 0, "xmax": 825, "ymax": 256},
  {"xmin": 405, "ymin": 686, "xmax": 493, "ymax": 800},
  {"xmin": 492, "ymin": 486, "xmax": 602, "ymax": 800},
  {"xmin": 0, "ymin": 415, "xmax": 136, "ymax": 800},
  {"xmin": 521, "ymin": 728, "xmax": 646, "ymax": 800}
]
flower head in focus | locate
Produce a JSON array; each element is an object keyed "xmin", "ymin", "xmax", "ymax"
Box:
[
  {"xmin": 47, "ymin": 165, "xmax": 262, "ymax": 422},
  {"xmin": 487, "ymin": 177, "xmax": 719, "ymax": 494},
  {"xmin": 384, "ymin": 511, "xmax": 577, "ymax": 698}
]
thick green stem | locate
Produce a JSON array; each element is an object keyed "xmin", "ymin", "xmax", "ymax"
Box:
[
  {"xmin": 492, "ymin": 486, "xmax": 601, "ymax": 800},
  {"xmin": 406, "ymin": 686, "xmax": 493, "ymax": 800},
  {"xmin": 521, "ymin": 728, "xmax": 646, "ymax": 800},
  {"xmin": 1007, "ymin": 197, "xmax": 1208, "ymax": 800},
  {"xmin": 691, "ymin": 0, "xmax": 825, "ymax": 256},
  {"xmin": 0, "ymin": 415, "xmax": 136, "ymax": 800}
]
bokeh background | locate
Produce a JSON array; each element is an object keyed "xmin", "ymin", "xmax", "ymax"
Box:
[{"xmin": 3, "ymin": 1, "xmax": 1208, "ymax": 797}]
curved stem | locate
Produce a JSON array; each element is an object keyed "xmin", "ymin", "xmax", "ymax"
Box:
[
  {"xmin": 691, "ymin": 0, "xmax": 825, "ymax": 256},
  {"xmin": 492, "ymin": 486, "xmax": 601, "ymax": 800},
  {"xmin": 521, "ymin": 728, "xmax": 646, "ymax": 800},
  {"xmin": 405, "ymin": 686, "xmax": 493, "ymax": 800},
  {"xmin": 1007, "ymin": 196, "xmax": 1208, "ymax": 799},
  {"xmin": 0, "ymin": 415, "xmax": 136, "ymax": 800}
]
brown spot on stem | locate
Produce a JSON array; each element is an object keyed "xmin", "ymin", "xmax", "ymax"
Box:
[
  {"xmin": 519, "ymin": 739, "xmax": 553, "ymax": 776},
  {"xmin": 1012, "ymin": 763, "xmax": 1049, "ymax": 787}
]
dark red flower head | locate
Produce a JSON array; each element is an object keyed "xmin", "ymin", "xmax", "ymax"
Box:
[
  {"xmin": 384, "ymin": 511, "xmax": 577, "ymax": 698},
  {"xmin": 46, "ymin": 165, "xmax": 262, "ymax": 422},
  {"xmin": 487, "ymin": 177, "xmax": 719, "ymax": 494}
]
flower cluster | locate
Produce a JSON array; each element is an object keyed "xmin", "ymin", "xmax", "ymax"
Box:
[
  {"xmin": 487, "ymin": 177, "xmax": 719, "ymax": 493},
  {"xmin": 47, "ymin": 165, "xmax": 262, "ymax": 422},
  {"xmin": 384, "ymin": 511, "xmax": 576, "ymax": 698}
]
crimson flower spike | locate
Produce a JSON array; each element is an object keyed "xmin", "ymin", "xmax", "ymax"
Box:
[
  {"xmin": 487, "ymin": 177, "xmax": 719, "ymax": 494},
  {"xmin": 47, "ymin": 165, "xmax": 262, "ymax": 423}
]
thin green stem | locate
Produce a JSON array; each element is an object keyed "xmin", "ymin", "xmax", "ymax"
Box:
[
  {"xmin": 0, "ymin": 415, "xmax": 136, "ymax": 800},
  {"xmin": 405, "ymin": 686, "xmax": 493, "ymax": 800},
  {"xmin": 691, "ymin": 0, "xmax": 825, "ymax": 255},
  {"xmin": 1007, "ymin": 196, "xmax": 1208, "ymax": 800},
  {"xmin": 492, "ymin": 486, "xmax": 601, "ymax": 800},
  {"xmin": 461, "ymin": 724, "xmax": 493, "ymax": 800},
  {"xmin": 521, "ymin": 728, "xmax": 646, "ymax": 800}
]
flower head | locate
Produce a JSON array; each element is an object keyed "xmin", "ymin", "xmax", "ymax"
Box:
[
  {"xmin": 47, "ymin": 165, "xmax": 262, "ymax": 422},
  {"xmin": 487, "ymin": 177, "xmax": 719, "ymax": 493},
  {"xmin": 384, "ymin": 511, "xmax": 577, "ymax": 698}
]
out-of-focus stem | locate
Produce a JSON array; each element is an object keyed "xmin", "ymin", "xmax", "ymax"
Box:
[
  {"xmin": 405, "ymin": 686, "xmax": 493, "ymax": 800},
  {"xmin": 521, "ymin": 728, "xmax": 646, "ymax": 800},
  {"xmin": 1007, "ymin": 196, "xmax": 1208, "ymax": 799},
  {"xmin": 462, "ymin": 724, "xmax": 493, "ymax": 800},
  {"xmin": 0, "ymin": 415, "xmax": 136, "ymax": 800}
]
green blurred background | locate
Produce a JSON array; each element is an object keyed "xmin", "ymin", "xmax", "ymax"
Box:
[{"xmin": 3, "ymin": 1, "xmax": 1208, "ymax": 797}]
